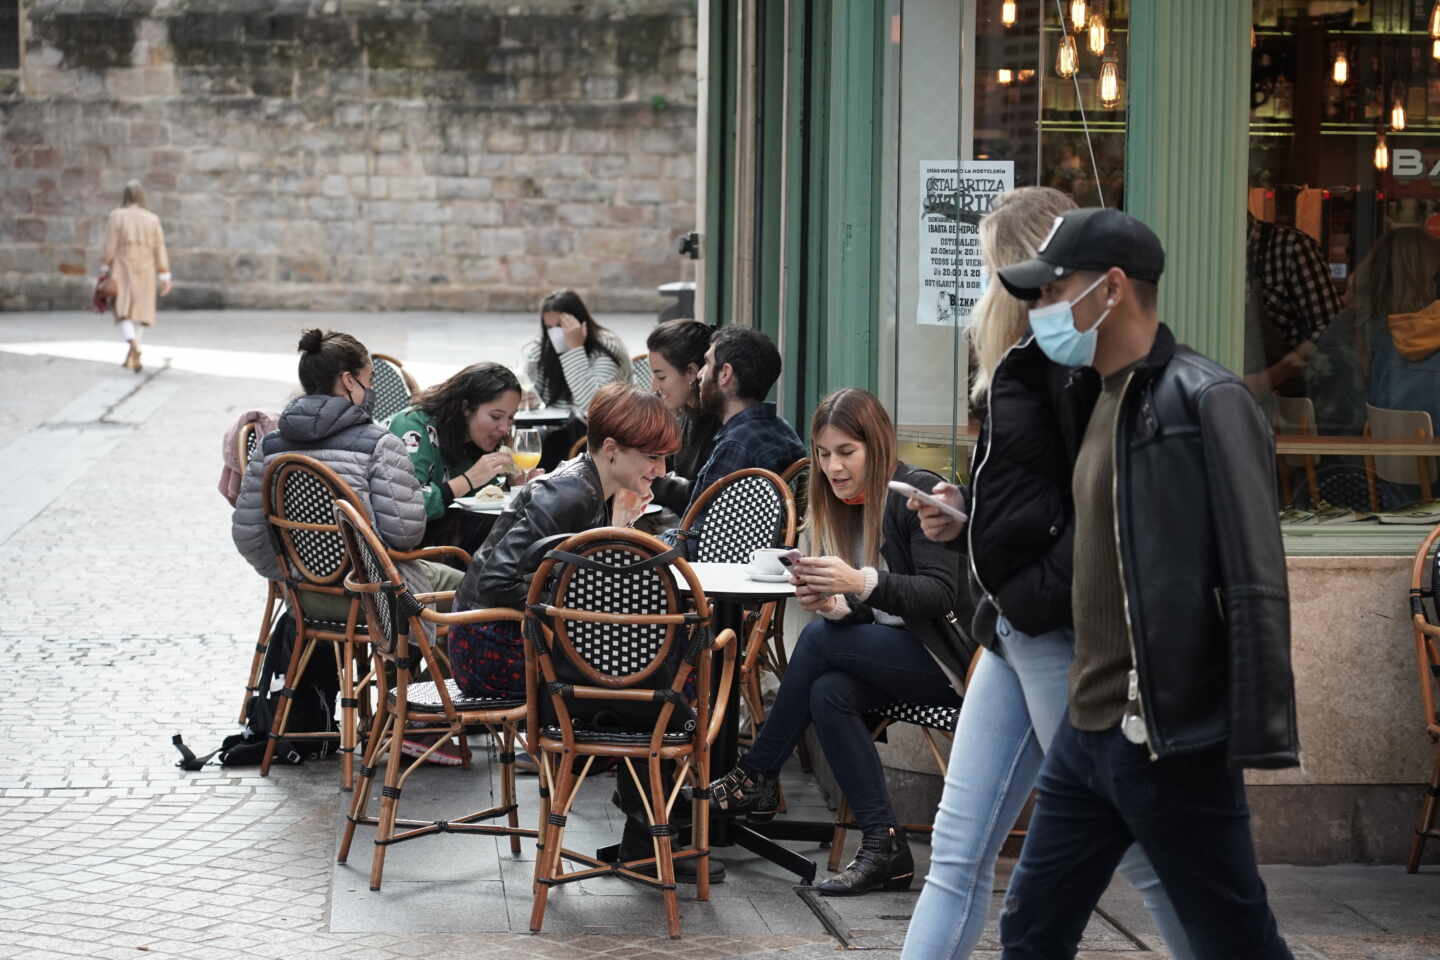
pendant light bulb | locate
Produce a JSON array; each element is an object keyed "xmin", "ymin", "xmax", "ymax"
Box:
[
  {"xmin": 1375, "ymin": 132, "xmax": 1390, "ymax": 172},
  {"xmin": 1098, "ymin": 56, "xmax": 1120, "ymax": 108},
  {"xmin": 1392, "ymin": 98, "xmax": 1407, "ymax": 131},
  {"xmin": 1429, "ymin": 1, "xmax": 1440, "ymax": 39},
  {"xmin": 1433, "ymin": 38, "xmax": 1440, "ymax": 61},
  {"xmin": 1069, "ymin": 0, "xmax": 1087, "ymax": 33},
  {"xmin": 1055, "ymin": 34, "xmax": 1079, "ymax": 79},
  {"xmin": 1332, "ymin": 51, "xmax": 1349, "ymax": 85},
  {"xmin": 997, "ymin": 68, "xmax": 1014, "ymax": 84},
  {"xmin": 1002, "ymin": 0, "xmax": 1017, "ymax": 27},
  {"xmin": 1087, "ymin": 13, "xmax": 1108, "ymax": 55}
]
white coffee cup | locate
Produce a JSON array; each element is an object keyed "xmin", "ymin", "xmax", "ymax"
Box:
[{"xmin": 749, "ymin": 547, "xmax": 788, "ymax": 577}]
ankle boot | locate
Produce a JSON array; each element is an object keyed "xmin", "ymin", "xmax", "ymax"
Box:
[
  {"xmin": 707, "ymin": 763, "xmax": 780, "ymax": 821},
  {"xmin": 816, "ymin": 825, "xmax": 913, "ymax": 897}
]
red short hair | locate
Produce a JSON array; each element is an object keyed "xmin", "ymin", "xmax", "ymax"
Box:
[{"xmin": 587, "ymin": 383, "xmax": 680, "ymax": 456}]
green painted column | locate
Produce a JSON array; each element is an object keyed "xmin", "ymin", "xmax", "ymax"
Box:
[
  {"xmin": 815, "ymin": 0, "xmax": 883, "ymax": 405},
  {"xmin": 1125, "ymin": 0, "xmax": 1250, "ymax": 371}
]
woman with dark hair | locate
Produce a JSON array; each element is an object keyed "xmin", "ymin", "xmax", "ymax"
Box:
[
  {"xmin": 448, "ymin": 383, "xmax": 678, "ymax": 701},
  {"xmin": 645, "ymin": 319, "xmax": 720, "ymax": 514},
  {"xmin": 387, "ymin": 362, "xmax": 526, "ymax": 551},
  {"xmin": 99, "ymin": 180, "xmax": 172, "ymax": 373},
  {"xmin": 520, "ymin": 289, "xmax": 633, "ymax": 469},
  {"xmin": 705, "ymin": 388, "xmax": 969, "ymax": 897}
]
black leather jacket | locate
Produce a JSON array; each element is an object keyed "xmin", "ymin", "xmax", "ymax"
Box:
[
  {"xmin": 1062, "ymin": 324, "xmax": 1299, "ymax": 770},
  {"xmin": 455, "ymin": 454, "xmax": 609, "ymax": 612},
  {"xmin": 833, "ymin": 464, "xmax": 977, "ymax": 686}
]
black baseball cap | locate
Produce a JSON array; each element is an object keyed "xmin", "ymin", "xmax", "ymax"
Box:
[{"xmin": 996, "ymin": 207, "xmax": 1165, "ymax": 300}]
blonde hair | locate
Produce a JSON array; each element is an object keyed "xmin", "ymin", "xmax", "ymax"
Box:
[
  {"xmin": 969, "ymin": 187, "xmax": 1077, "ymax": 404},
  {"xmin": 122, "ymin": 180, "xmax": 146, "ymax": 207},
  {"xmin": 807, "ymin": 389, "xmax": 897, "ymax": 568}
]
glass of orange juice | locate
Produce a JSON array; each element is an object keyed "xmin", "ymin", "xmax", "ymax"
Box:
[{"xmin": 512, "ymin": 428, "xmax": 542, "ymax": 473}]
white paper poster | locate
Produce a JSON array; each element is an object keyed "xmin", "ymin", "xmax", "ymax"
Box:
[{"xmin": 917, "ymin": 160, "xmax": 1014, "ymax": 326}]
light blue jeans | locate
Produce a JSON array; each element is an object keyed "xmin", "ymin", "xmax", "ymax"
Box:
[{"xmin": 901, "ymin": 616, "xmax": 1195, "ymax": 960}]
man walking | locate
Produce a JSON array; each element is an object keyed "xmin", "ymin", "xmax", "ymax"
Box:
[{"xmin": 993, "ymin": 208, "xmax": 1299, "ymax": 959}]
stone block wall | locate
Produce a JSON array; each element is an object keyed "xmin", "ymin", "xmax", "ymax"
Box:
[{"xmin": 0, "ymin": 0, "xmax": 697, "ymax": 312}]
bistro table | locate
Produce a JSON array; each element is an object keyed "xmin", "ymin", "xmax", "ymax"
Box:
[{"xmin": 673, "ymin": 561, "xmax": 829, "ymax": 884}]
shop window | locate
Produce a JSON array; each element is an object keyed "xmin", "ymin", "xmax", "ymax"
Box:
[
  {"xmin": 1250, "ymin": 0, "xmax": 1440, "ymax": 526},
  {"xmin": 883, "ymin": 0, "xmax": 1129, "ymax": 479}
]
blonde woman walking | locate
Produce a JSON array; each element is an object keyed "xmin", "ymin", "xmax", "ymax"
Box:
[{"xmin": 99, "ymin": 180, "xmax": 171, "ymax": 372}]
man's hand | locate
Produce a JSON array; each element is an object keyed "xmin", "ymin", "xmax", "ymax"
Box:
[{"xmin": 908, "ymin": 481, "xmax": 966, "ymax": 543}]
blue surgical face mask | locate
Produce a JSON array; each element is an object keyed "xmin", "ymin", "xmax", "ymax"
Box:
[{"xmin": 1027, "ymin": 274, "xmax": 1114, "ymax": 367}]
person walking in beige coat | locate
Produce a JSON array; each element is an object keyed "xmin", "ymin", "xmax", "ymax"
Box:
[{"xmin": 99, "ymin": 180, "xmax": 171, "ymax": 373}]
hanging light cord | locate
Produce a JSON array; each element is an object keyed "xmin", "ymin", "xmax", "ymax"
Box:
[{"xmin": 1053, "ymin": 0, "xmax": 1106, "ymax": 208}]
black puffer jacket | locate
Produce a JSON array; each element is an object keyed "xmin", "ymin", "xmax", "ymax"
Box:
[
  {"xmin": 455, "ymin": 454, "xmax": 609, "ymax": 612},
  {"xmin": 967, "ymin": 337, "xmax": 1092, "ymax": 643}
]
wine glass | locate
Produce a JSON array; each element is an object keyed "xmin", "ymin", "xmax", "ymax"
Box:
[{"xmin": 512, "ymin": 428, "xmax": 542, "ymax": 476}]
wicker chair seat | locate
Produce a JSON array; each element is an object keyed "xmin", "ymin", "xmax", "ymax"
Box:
[
  {"xmin": 301, "ymin": 615, "xmax": 365, "ymax": 634},
  {"xmin": 869, "ymin": 699, "xmax": 960, "ymax": 733},
  {"xmin": 388, "ymin": 679, "xmax": 524, "ymax": 714},
  {"xmin": 538, "ymin": 724, "xmax": 692, "ymax": 746}
]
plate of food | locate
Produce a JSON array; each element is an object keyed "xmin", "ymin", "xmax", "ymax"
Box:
[{"xmin": 453, "ymin": 485, "xmax": 514, "ymax": 513}]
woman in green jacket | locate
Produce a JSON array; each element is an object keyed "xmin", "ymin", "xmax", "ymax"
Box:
[{"xmin": 387, "ymin": 362, "xmax": 524, "ymax": 551}]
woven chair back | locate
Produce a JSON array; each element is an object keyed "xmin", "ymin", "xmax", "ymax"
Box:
[
  {"xmin": 261, "ymin": 454, "xmax": 363, "ymax": 588},
  {"xmin": 237, "ymin": 421, "xmax": 262, "ymax": 466},
  {"xmin": 333, "ymin": 500, "xmax": 408, "ymax": 658},
  {"xmin": 370, "ymin": 354, "xmax": 415, "ymax": 424},
  {"xmin": 631, "ymin": 353, "xmax": 653, "ymax": 393},
  {"xmin": 780, "ymin": 457, "xmax": 811, "ymax": 526},
  {"xmin": 680, "ymin": 468, "xmax": 796, "ymax": 564}
]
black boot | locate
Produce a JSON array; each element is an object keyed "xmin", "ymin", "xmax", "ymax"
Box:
[
  {"xmin": 816, "ymin": 826, "xmax": 913, "ymax": 896},
  {"xmin": 707, "ymin": 763, "xmax": 780, "ymax": 821}
]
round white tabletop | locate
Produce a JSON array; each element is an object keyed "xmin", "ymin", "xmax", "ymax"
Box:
[
  {"xmin": 674, "ymin": 561, "xmax": 797, "ymax": 601},
  {"xmin": 515, "ymin": 406, "xmax": 574, "ymax": 426}
]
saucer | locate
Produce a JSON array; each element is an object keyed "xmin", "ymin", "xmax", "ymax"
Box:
[{"xmin": 746, "ymin": 570, "xmax": 791, "ymax": 583}]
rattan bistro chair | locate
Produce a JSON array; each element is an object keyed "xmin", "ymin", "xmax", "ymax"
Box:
[
  {"xmin": 258, "ymin": 453, "xmax": 467, "ymax": 789},
  {"xmin": 679, "ymin": 468, "xmax": 796, "ymax": 771},
  {"xmin": 524, "ymin": 528, "xmax": 737, "ymax": 939},
  {"xmin": 236, "ymin": 420, "xmax": 283, "ymax": 725},
  {"xmin": 332, "ymin": 501, "xmax": 535, "ymax": 890},
  {"xmin": 370, "ymin": 353, "xmax": 420, "ymax": 424},
  {"xmin": 1407, "ymin": 522, "xmax": 1440, "ymax": 872}
]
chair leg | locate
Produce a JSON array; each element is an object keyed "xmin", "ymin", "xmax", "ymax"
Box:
[
  {"xmin": 261, "ymin": 633, "xmax": 318, "ymax": 776},
  {"xmin": 1408, "ymin": 755, "xmax": 1440, "ymax": 874},
  {"xmin": 647, "ymin": 756, "xmax": 681, "ymax": 939},
  {"xmin": 829, "ymin": 794, "xmax": 852, "ymax": 873},
  {"xmin": 338, "ymin": 637, "xmax": 357, "ymax": 791},
  {"xmin": 369, "ymin": 700, "xmax": 407, "ymax": 891},
  {"xmin": 530, "ymin": 753, "xmax": 576, "ymax": 933},
  {"xmin": 1365, "ymin": 454, "xmax": 1379, "ymax": 513},
  {"xmin": 339, "ymin": 705, "xmax": 390, "ymax": 865},
  {"xmin": 240, "ymin": 583, "xmax": 281, "ymax": 724},
  {"xmin": 693, "ymin": 747, "xmax": 711, "ymax": 903},
  {"xmin": 502, "ymin": 722, "xmax": 521, "ymax": 856}
]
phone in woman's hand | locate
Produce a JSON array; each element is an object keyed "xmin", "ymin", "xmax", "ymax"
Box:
[{"xmin": 777, "ymin": 549, "xmax": 803, "ymax": 569}]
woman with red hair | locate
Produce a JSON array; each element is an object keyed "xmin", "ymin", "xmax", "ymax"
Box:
[{"xmin": 448, "ymin": 383, "xmax": 679, "ymax": 700}]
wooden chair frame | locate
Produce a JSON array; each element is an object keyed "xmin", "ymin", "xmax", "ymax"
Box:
[
  {"xmin": 331, "ymin": 500, "xmax": 535, "ymax": 890},
  {"xmin": 523, "ymin": 527, "xmax": 736, "ymax": 939},
  {"xmin": 236, "ymin": 420, "xmax": 284, "ymax": 725},
  {"xmin": 1407, "ymin": 522, "xmax": 1440, "ymax": 872},
  {"xmin": 827, "ymin": 649, "xmax": 994, "ymax": 871},
  {"xmin": 258, "ymin": 453, "xmax": 467, "ymax": 790}
]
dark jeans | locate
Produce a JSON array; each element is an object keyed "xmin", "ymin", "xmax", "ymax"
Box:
[
  {"xmin": 743, "ymin": 619, "xmax": 961, "ymax": 833},
  {"xmin": 1000, "ymin": 720, "xmax": 1292, "ymax": 960}
]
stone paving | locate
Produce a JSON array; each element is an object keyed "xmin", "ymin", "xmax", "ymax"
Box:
[{"xmin": 0, "ymin": 311, "xmax": 1437, "ymax": 960}]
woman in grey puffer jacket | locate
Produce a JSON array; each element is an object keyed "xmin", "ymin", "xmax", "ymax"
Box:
[{"xmin": 231, "ymin": 330, "xmax": 463, "ymax": 620}]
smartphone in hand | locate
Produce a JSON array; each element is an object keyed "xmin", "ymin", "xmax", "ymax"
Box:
[{"xmin": 888, "ymin": 480, "xmax": 968, "ymax": 523}]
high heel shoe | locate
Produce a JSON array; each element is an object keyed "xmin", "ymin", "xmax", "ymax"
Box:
[
  {"xmin": 130, "ymin": 347, "xmax": 143, "ymax": 373},
  {"xmin": 121, "ymin": 346, "xmax": 136, "ymax": 370}
]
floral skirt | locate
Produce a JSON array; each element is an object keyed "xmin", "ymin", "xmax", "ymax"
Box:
[{"xmin": 448, "ymin": 619, "xmax": 524, "ymax": 700}]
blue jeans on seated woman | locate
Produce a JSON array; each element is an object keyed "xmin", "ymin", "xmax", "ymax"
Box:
[
  {"xmin": 900, "ymin": 616, "xmax": 1194, "ymax": 960},
  {"xmin": 741, "ymin": 618, "xmax": 962, "ymax": 833}
]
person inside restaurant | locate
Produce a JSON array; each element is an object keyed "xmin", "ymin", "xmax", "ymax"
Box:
[
  {"xmin": 386, "ymin": 362, "xmax": 529, "ymax": 555},
  {"xmin": 521, "ymin": 289, "xmax": 633, "ymax": 470},
  {"xmin": 706, "ymin": 387, "xmax": 968, "ymax": 897}
]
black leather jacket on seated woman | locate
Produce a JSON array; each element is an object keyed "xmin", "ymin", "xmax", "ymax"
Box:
[
  {"xmin": 455, "ymin": 454, "xmax": 609, "ymax": 612},
  {"xmin": 829, "ymin": 463, "xmax": 977, "ymax": 687}
]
